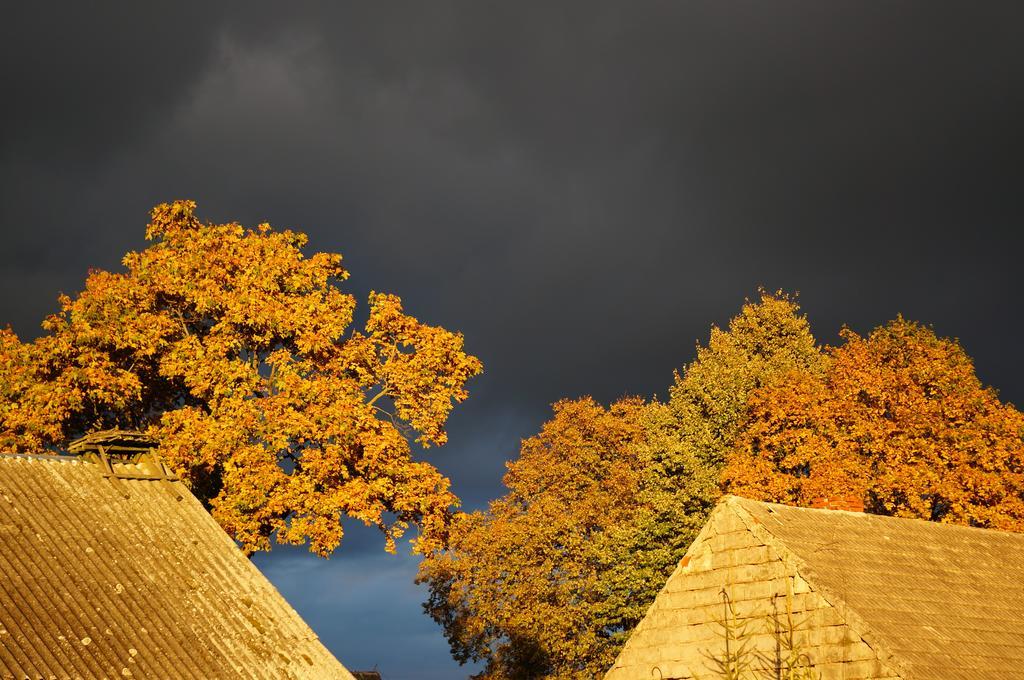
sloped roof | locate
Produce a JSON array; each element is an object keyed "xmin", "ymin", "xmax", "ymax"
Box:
[
  {"xmin": 0, "ymin": 454, "xmax": 355, "ymax": 679},
  {"xmin": 731, "ymin": 496, "xmax": 1024, "ymax": 680}
]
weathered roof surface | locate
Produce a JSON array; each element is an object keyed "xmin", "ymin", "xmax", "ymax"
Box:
[
  {"xmin": 734, "ymin": 496, "xmax": 1024, "ymax": 680},
  {"xmin": 0, "ymin": 454, "xmax": 355, "ymax": 680}
]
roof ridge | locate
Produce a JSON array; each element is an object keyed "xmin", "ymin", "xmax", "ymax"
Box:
[
  {"xmin": 725, "ymin": 496, "xmax": 916, "ymax": 680},
  {"xmin": 728, "ymin": 494, "xmax": 1024, "ymax": 540},
  {"xmin": 0, "ymin": 452, "xmax": 83, "ymax": 463}
]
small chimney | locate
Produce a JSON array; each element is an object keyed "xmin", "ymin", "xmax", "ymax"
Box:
[{"xmin": 810, "ymin": 495, "xmax": 865, "ymax": 512}]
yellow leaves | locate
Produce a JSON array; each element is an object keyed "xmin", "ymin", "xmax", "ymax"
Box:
[
  {"xmin": 145, "ymin": 199, "xmax": 201, "ymax": 240},
  {"xmin": 363, "ymin": 292, "xmax": 483, "ymax": 448},
  {"xmin": 0, "ymin": 200, "xmax": 481, "ymax": 559}
]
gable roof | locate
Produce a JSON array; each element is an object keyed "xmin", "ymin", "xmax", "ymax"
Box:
[
  {"xmin": 0, "ymin": 454, "xmax": 355, "ymax": 679},
  {"xmin": 609, "ymin": 495, "xmax": 1024, "ymax": 680},
  {"xmin": 731, "ymin": 496, "xmax": 1024, "ymax": 680}
]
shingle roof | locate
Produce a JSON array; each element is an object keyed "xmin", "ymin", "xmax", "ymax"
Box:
[
  {"xmin": 0, "ymin": 454, "xmax": 355, "ymax": 680},
  {"xmin": 732, "ymin": 496, "xmax": 1024, "ymax": 680}
]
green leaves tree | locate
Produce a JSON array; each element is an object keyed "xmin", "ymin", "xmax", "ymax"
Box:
[{"xmin": 418, "ymin": 291, "xmax": 822, "ymax": 678}]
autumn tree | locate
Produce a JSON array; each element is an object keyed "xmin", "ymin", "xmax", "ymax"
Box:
[
  {"xmin": 607, "ymin": 292, "xmax": 823, "ymax": 623},
  {"xmin": 419, "ymin": 397, "xmax": 658, "ymax": 679},
  {"xmin": 668, "ymin": 290, "xmax": 825, "ymax": 469},
  {"xmin": 418, "ymin": 292, "xmax": 823, "ymax": 679},
  {"xmin": 0, "ymin": 200, "xmax": 482, "ymax": 556},
  {"xmin": 594, "ymin": 400, "xmax": 719, "ymax": 634},
  {"xmin": 724, "ymin": 317, "xmax": 1024, "ymax": 529},
  {"xmin": 621, "ymin": 290, "xmax": 825, "ymax": 627}
]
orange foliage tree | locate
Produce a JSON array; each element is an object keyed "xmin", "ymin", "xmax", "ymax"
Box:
[
  {"xmin": 668, "ymin": 290, "xmax": 825, "ymax": 468},
  {"xmin": 419, "ymin": 397, "xmax": 658, "ymax": 679},
  {"xmin": 418, "ymin": 292, "xmax": 822, "ymax": 679},
  {"xmin": 724, "ymin": 317, "xmax": 1024, "ymax": 529},
  {"xmin": 0, "ymin": 200, "xmax": 482, "ymax": 555}
]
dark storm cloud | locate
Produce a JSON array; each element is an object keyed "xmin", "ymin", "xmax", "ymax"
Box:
[
  {"xmin": 1, "ymin": 4, "xmax": 228, "ymax": 163},
  {"xmin": 3, "ymin": 3, "xmax": 1024, "ymax": 676},
  {"xmin": 253, "ymin": 536, "xmax": 464, "ymax": 680}
]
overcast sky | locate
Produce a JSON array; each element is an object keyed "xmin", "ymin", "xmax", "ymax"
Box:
[{"xmin": 3, "ymin": 3, "xmax": 1023, "ymax": 678}]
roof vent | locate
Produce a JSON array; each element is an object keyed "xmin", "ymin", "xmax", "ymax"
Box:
[
  {"xmin": 68, "ymin": 430, "xmax": 181, "ymax": 499},
  {"xmin": 68, "ymin": 429, "xmax": 158, "ymax": 456}
]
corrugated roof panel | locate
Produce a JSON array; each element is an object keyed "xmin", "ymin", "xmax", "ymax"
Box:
[{"xmin": 0, "ymin": 455, "xmax": 354, "ymax": 680}]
